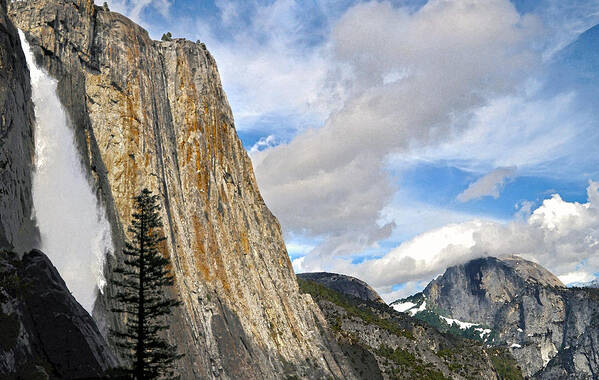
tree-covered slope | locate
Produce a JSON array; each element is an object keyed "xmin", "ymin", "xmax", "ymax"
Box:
[{"xmin": 298, "ymin": 277, "xmax": 522, "ymax": 380}]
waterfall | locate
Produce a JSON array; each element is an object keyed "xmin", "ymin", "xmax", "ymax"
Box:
[{"xmin": 19, "ymin": 30, "xmax": 113, "ymax": 313}]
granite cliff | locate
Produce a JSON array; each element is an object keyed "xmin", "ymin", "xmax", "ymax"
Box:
[
  {"xmin": 0, "ymin": 0, "xmax": 38, "ymax": 253},
  {"xmin": 5, "ymin": 0, "xmax": 354, "ymax": 378},
  {"xmin": 392, "ymin": 256, "xmax": 599, "ymax": 379}
]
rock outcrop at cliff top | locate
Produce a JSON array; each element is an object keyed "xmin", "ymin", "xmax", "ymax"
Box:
[
  {"xmin": 7, "ymin": 0, "xmax": 354, "ymax": 378},
  {"xmin": 0, "ymin": 0, "xmax": 38, "ymax": 253},
  {"xmin": 298, "ymin": 272, "xmax": 385, "ymax": 304},
  {"xmin": 397, "ymin": 255, "xmax": 599, "ymax": 379},
  {"xmin": 0, "ymin": 250, "xmax": 117, "ymax": 378}
]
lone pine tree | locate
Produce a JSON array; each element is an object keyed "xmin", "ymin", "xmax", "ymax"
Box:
[{"xmin": 110, "ymin": 188, "xmax": 183, "ymax": 379}]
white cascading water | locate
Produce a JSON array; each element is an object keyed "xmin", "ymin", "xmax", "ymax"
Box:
[{"xmin": 19, "ymin": 30, "xmax": 113, "ymax": 313}]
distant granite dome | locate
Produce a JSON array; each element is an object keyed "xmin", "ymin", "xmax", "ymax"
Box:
[
  {"xmin": 395, "ymin": 255, "xmax": 599, "ymax": 379},
  {"xmin": 496, "ymin": 255, "xmax": 565, "ymax": 288},
  {"xmin": 297, "ymin": 272, "xmax": 385, "ymax": 304}
]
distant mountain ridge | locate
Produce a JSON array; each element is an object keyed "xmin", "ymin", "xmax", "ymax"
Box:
[
  {"xmin": 298, "ymin": 276, "xmax": 522, "ymax": 379},
  {"xmin": 568, "ymin": 278, "xmax": 599, "ymax": 288},
  {"xmin": 297, "ymin": 272, "xmax": 385, "ymax": 304},
  {"xmin": 391, "ymin": 255, "xmax": 599, "ymax": 379}
]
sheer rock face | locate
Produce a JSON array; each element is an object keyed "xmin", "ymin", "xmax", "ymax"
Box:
[
  {"xmin": 8, "ymin": 1, "xmax": 352, "ymax": 378},
  {"xmin": 423, "ymin": 256, "xmax": 599, "ymax": 378},
  {"xmin": 298, "ymin": 272, "xmax": 386, "ymax": 304},
  {"xmin": 0, "ymin": 250, "xmax": 117, "ymax": 378},
  {"xmin": 0, "ymin": 0, "xmax": 38, "ymax": 253}
]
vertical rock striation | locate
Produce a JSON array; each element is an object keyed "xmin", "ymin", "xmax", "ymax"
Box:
[
  {"xmin": 0, "ymin": 0, "xmax": 38, "ymax": 252},
  {"xmin": 8, "ymin": 1, "xmax": 353, "ymax": 378}
]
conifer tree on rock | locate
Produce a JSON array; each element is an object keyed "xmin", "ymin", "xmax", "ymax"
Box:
[{"xmin": 110, "ymin": 188, "xmax": 183, "ymax": 379}]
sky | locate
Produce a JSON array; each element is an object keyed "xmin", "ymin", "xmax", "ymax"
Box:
[{"xmin": 103, "ymin": 0, "xmax": 599, "ymax": 302}]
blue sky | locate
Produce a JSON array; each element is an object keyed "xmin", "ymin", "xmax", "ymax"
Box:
[{"xmin": 105, "ymin": 0, "xmax": 599, "ymax": 301}]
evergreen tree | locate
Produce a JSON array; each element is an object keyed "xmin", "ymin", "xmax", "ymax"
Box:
[{"xmin": 110, "ymin": 188, "xmax": 183, "ymax": 379}]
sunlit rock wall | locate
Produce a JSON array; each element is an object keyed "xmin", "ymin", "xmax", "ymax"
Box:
[{"xmin": 8, "ymin": 0, "xmax": 354, "ymax": 378}]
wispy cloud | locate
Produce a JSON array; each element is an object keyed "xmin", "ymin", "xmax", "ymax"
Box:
[
  {"xmin": 457, "ymin": 166, "xmax": 517, "ymax": 202},
  {"xmin": 182, "ymin": 0, "xmax": 346, "ymax": 135},
  {"xmin": 249, "ymin": 135, "xmax": 278, "ymax": 154},
  {"xmin": 104, "ymin": 0, "xmax": 172, "ymax": 23}
]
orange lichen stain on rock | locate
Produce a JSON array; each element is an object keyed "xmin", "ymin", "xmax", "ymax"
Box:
[
  {"xmin": 124, "ymin": 28, "xmax": 142, "ymax": 67},
  {"xmin": 184, "ymin": 143, "xmax": 193, "ymax": 167},
  {"xmin": 144, "ymin": 151, "xmax": 151, "ymax": 169},
  {"xmin": 183, "ymin": 89, "xmax": 201, "ymax": 133},
  {"xmin": 110, "ymin": 81, "xmax": 142, "ymax": 224},
  {"xmin": 211, "ymin": 115, "xmax": 224, "ymax": 164},
  {"xmin": 206, "ymin": 222, "xmax": 232, "ymax": 295},
  {"xmin": 240, "ymin": 232, "xmax": 250, "ymax": 255},
  {"xmin": 192, "ymin": 215, "xmax": 211, "ymax": 281},
  {"xmin": 77, "ymin": 0, "xmax": 95, "ymax": 15}
]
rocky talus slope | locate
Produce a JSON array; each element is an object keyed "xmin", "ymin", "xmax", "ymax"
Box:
[
  {"xmin": 298, "ymin": 272, "xmax": 386, "ymax": 304},
  {"xmin": 7, "ymin": 0, "xmax": 354, "ymax": 378},
  {"xmin": 393, "ymin": 256, "xmax": 599, "ymax": 379},
  {"xmin": 298, "ymin": 277, "xmax": 523, "ymax": 380},
  {"xmin": 0, "ymin": 250, "xmax": 117, "ymax": 378},
  {"xmin": 0, "ymin": 0, "xmax": 38, "ymax": 253}
]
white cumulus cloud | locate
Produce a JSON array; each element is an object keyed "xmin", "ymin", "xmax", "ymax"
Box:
[
  {"xmin": 254, "ymin": 0, "xmax": 541, "ymax": 259},
  {"xmin": 331, "ymin": 181, "xmax": 599, "ymax": 300}
]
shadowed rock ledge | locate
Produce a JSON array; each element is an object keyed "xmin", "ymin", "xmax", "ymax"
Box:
[
  {"xmin": 0, "ymin": 0, "xmax": 38, "ymax": 253},
  {"xmin": 0, "ymin": 250, "xmax": 117, "ymax": 378}
]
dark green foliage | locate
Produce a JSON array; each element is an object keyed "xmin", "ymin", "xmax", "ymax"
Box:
[
  {"xmin": 437, "ymin": 344, "xmax": 522, "ymax": 380},
  {"xmin": 376, "ymin": 344, "xmax": 449, "ymax": 380},
  {"xmin": 489, "ymin": 349, "xmax": 524, "ymax": 380},
  {"xmin": 161, "ymin": 32, "xmax": 172, "ymax": 41},
  {"xmin": 297, "ymin": 278, "xmax": 413, "ymax": 339},
  {"xmin": 110, "ymin": 189, "xmax": 183, "ymax": 379},
  {"xmin": 300, "ymin": 277, "xmax": 523, "ymax": 379}
]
